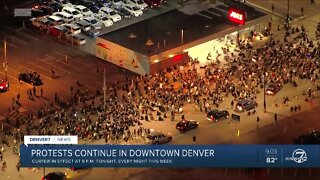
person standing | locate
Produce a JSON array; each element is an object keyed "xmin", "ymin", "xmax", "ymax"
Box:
[
  {"xmin": 17, "ymin": 94, "xmax": 20, "ymax": 102},
  {"xmin": 40, "ymin": 87, "xmax": 43, "ymax": 98},
  {"xmin": 33, "ymin": 86, "xmax": 36, "ymax": 96},
  {"xmin": 16, "ymin": 161, "xmax": 20, "ymax": 172}
]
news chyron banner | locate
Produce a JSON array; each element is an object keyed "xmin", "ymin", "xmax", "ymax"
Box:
[{"xmin": 21, "ymin": 136, "xmax": 320, "ymax": 168}]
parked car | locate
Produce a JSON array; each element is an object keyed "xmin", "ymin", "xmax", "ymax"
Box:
[
  {"xmin": 115, "ymin": 8, "xmax": 131, "ymax": 19},
  {"xmin": 87, "ymin": 3, "xmax": 100, "ymax": 13},
  {"xmin": 82, "ymin": 16, "xmax": 102, "ymax": 30},
  {"xmin": 123, "ymin": 4, "xmax": 143, "ymax": 17},
  {"xmin": 54, "ymin": 0, "xmax": 74, "ymax": 7},
  {"xmin": 42, "ymin": 172, "xmax": 66, "ymax": 180},
  {"xmin": 66, "ymin": 34, "xmax": 86, "ymax": 45},
  {"xmin": 95, "ymin": 0, "xmax": 112, "ymax": 7},
  {"xmin": 176, "ymin": 120, "xmax": 199, "ymax": 132},
  {"xmin": 99, "ymin": 7, "xmax": 122, "ymax": 22},
  {"xmin": 62, "ymin": 6, "xmax": 83, "ymax": 20},
  {"xmin": 146, "ymin": 130, "xmax": 172, "ymax": 144},
  {"xmin": 144, "ymin": 0, "xmax": 160, "ymax": 8},
  {"xmin": 53, "ymin": 11, "xmax": 74, "ymax": 23},
  {"xmin": 83, "ymin": 28, "xmax": 100, "ymax": 38},
  {"xmin": 111, "ymin": 0, "xmax": 125, "ymax": 8},
  {"xmin": 31, "ymin": 5, "xmax": 54, "ymax": 17},
  {"xmin": 49, "ymin": 25, "xmax": 71, "ymax": 38},
  {"xmin": 75, "ymin": 19, "xmax": 91, "ymax": 32},
  {"xmin": 0, "ymin": 79, "xmax": 9, "ymax": 92},
  {"xmin": 95, "ymin": 14, "xmax": 114, "ymax": 27},
  {"xmin": 207, "ymin": 109, "xmax": 229, "ymax": 122},
  {"xmin": 294, "ymin": 130, "xmax": 320, "ymax": 144},
  {"xmin": 30, "ymin": 16, "xmax": 51, "ymax": 30},
  {"xmin": 49, "ymin": 2, "xmax": 64, "ymax": 12},
  {"xmin": 128, "ymin": 0, "xmax": 148, "ymax": 10},
  {"xmin": 62, "ymin": 23, "xmax": 81, "ymax": 35},
  {"xmin": 236, "ymin": 98, "xmax": 256, "ymax": 112},
  {"xmin": 18, "ymin": 72, "xmax": 43, "ymax": 86},
  {"xmin": 75, "ymin": 5, "xmax": 93, "ymax": 17},
  {"xmin": 265, "ymin": 83, "xmax": 283, "ymax": 95},
  {"xmin": 47, "ymin": 15, "xmax": 64, "ymax": 26}
]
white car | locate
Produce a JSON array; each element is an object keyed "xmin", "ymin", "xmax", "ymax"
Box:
[
  {"xmin": 53, "ymin": 12, "xmax": 74, "ymax": 23},
  {"xmin": 112, "ymin": 0, "xmax": 125, "ymax": 8},
  {"xmin": 47, "ymin": 15, "xmax": 64, "ymax": 26},
  {"xmin": 75, "ymin": 20, "xmax": 91, "ymax": 32},
  {"xmin": 99, "ymin": 7, "xmax": 122, "ymax": 22},
  {"xmin": 95, "ymin": 14, "xmax": 113, "ymax": 27},
  {"xmin": 128, "ymin": 0, "xmax": 148, "ymax": 10},
  {"xmin": 123, "ymin": 4, "xmax": 143, "ymax": 17},
  {"xmin": 62, "ymin": 7, "xmax": 83, "ymax": 21},
  {"xmin": 54, "ymin": 0, "xmax": 74, "ymax": 7},
  {"xmin": 82, "ymin": 16, "xmax": 102, "ymax": 30},
  {"xmin": 67, "ymin": 34, "xmax": 86, "ymax": 45},
  {"xmin": 75, "ymin": 5, "xmax": 93, "ymax": 17},
  {"xmin": 62, "ymin": 23, "xmax": 81, "ymax": 35}
]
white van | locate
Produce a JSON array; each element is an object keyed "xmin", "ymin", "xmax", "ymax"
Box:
[
  {"xmin": 62, "ymin": 7, "xmax": 83, "ymax": 20},
  {"xmin": 47, "ymin": 15, "xmax": 64, "ymax": 26},
  {"xmin": 53, "ymin": 12, "xmax": 74, "ymax": 23}
]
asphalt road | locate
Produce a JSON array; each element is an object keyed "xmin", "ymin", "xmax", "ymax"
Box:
[{"xmin": 0, "ymin": 0, "xmax": 320, "ymax": 180}]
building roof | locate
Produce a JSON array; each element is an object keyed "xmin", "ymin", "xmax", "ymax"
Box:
[{"xmin": 99, "ymin": 1, "xmax": 267, "ymax": 56}]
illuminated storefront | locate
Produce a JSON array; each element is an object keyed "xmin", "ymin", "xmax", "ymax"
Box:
[{"xmin": 95, "ymin": 3, "xmax": 270, "ymax": 75}]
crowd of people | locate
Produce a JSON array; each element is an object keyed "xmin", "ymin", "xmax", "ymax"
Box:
[{"xmin": 1, "ymin": 26, "xmax": 320, "ymax": 169}]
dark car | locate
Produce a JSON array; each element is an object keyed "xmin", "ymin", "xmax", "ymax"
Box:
[
  {"xmin": 265, "ymin": 83, "xmax": 282, "ymax": 95},
  {"xmin": 0, "ymin": 79, "xmax": 9, "ymax": 92},
  {"xmin": 18, "ymin": 72, "xmax": 43, "ymax": 86},
  {"xmin": 49, "ymin": 2, "xmax": 64, "ymax": 12},
  {"xmin": 88, "ymin": 4, "xmax": 100, "ymax": 13},
  {"xmin": 207, "ymin": 109, "xmax": 229, "ymax": 122},
  {"xmin": 115, "ymin": 8, "xmax": 131, "ymax": 18},
  {"xmin": 144, "ymin": 0, "xmax": 160, "ymax": 8},
  {"xmin": 176, "ymin": 120, "xmax": 199, "ymax": 132},
  {"xmin": 235, "ymin": 98, "xmax": 256, "ymax": 112},
  {"xmin": 294, "ymin": 130, "xmax": 320, "ymax": 144},
  {"xmin": 42, "ymin": 172, "xmax": 66, "ymax": 180},
  {"xmin": 31, "ymin": 5, "xmax": 54, "ymax": 17}
]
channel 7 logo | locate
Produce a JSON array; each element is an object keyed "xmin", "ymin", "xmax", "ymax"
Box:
[{"xmin": 285, "ymin": 149, "xmax": 307, "ymax": 164}]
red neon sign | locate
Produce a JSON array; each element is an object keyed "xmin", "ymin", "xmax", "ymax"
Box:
[
  {"xmin": 228, "ymin": 8, "xmax": 245, "ymax": 25},
  {"xmin": 172, "ymin": 54, "xmax": 182, "ymax": 62}
]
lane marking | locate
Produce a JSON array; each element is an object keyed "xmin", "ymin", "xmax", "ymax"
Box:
[
  {"xmin": 6, "ymin": 34, "xmax": 28, "ymax": 45},
  {"xmin": 27, "ymin": 61, "xmax": 51, "ymax": 73},
  {"xmin": 17, "ymin": 65, "xmax": 53, "ymax": 81},
  {"xmin": 46, "ymin": 54, "xmax": 79, "ymax": 73},
  {"xmin": 6, "ymin": 41, "xmax": 19, "ymax": 49},
  {"xmin": 54, "ymin": 51, "xmax": 91, "ymax": 68},
  {"xmin": 19, "ymin": 30, "xmax": 39, "ymax": 41},
  {"xmin": 39, "ymin": 56, "xmax": 71, "ymax": 75}
]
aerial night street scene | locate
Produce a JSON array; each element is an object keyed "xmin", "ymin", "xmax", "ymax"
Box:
[{"xmin": 0, "ymin": 0, "xmax": 320, "ymax": 179}]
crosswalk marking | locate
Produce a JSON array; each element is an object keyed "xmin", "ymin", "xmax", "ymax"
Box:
[{"xmin": 197, "ymin": 13, "xmax": 213, "ymax": 19}]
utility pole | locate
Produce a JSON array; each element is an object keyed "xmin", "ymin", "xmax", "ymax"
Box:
[
  {"xmin": 103, "ymin": 68, "xmax": 106, "ymax": 112},
  {"xmin": 263, "ymin": 57, "xmax": 266, "ymax": 113},
  {"xmin": 4, "ymin": 38, "xmax": 8, "ymax": 81},
  {"xmin": 181, "ymin": 28, "xmax": 184, "ymax": 55},
  {"xmin": 286, "ymin": 0, "xmax": 290, "ymax": 25}
]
